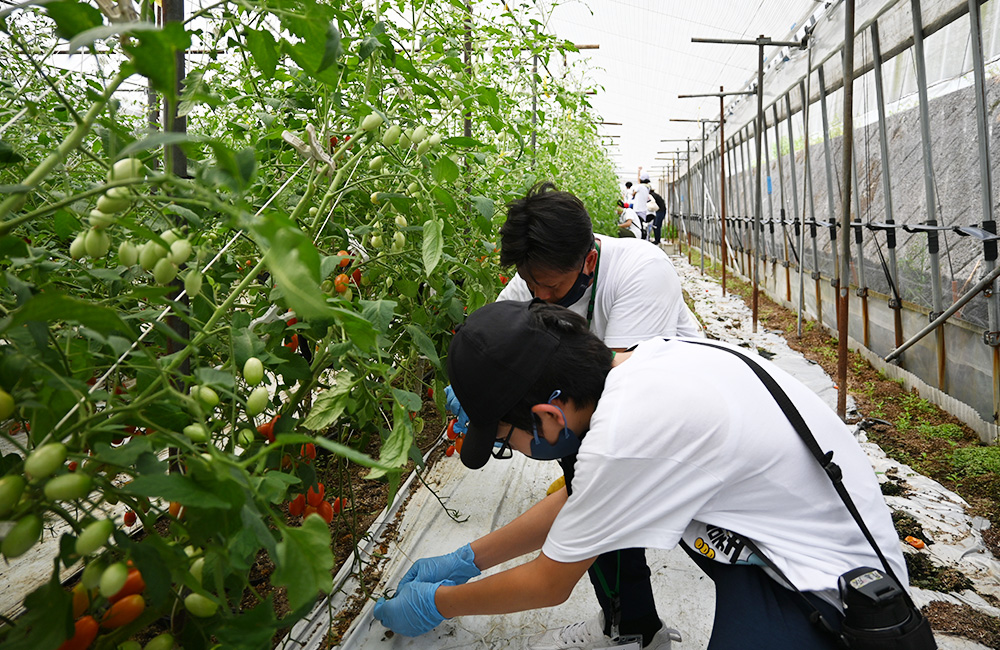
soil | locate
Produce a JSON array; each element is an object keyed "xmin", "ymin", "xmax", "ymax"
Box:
[{"xmin": 708, "ymin": 262, "xmax": 1000, "ymax": 648}]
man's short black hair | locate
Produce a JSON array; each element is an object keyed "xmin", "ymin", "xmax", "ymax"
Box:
[
  {"xmin": 500, "ymin": 302, "xmax": 613, "ymax": 430},
  {"xmin": 500, "ymin": 182, "xmax": 595, "ymax": 272},
  {"xmin": 625, "ymin": 181, "xmax": 633, "ymax": 188}
]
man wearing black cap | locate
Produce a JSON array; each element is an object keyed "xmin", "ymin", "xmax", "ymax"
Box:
[
  {"xmin": 444, "ymin": 181, "xmax": 698, "ymax": 650},
  {"xmin": 374, "ymin": 300, "xmax": 907, "ymax": 650}
]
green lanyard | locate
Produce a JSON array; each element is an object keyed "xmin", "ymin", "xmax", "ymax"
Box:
[{"xmin": 586, "ymin": 241, "xmax": 602, "ymax": 326}]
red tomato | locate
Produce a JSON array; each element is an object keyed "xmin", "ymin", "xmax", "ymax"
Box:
[
  {"xmin": 317, "ymin": 500, "xmax": 334, "ymax": 523},
  {"xmin": 351, "ymin": 269, "xmax": 362, "ymax": 286},
  {"xmin": 71, "ymin": 583, "xmax": 93, "ymax": 618},
  {"xmin": 334, "ymin": 274, "xmax": 349, "ymax": 293},
  {"xmin": 288, "ymin": 494, "xmax": 305, "ymax": 517},
  {"xmin": 123, "ymin": 510, "xmax": 137, "ymax": 527},
  {"xmin": 67, "ymin": 461, "xmax": 78, "ymax": 472},
  {"xmin": 257, "ymin": 415, "xmax": 278, "ymax": 444},
  {"xmin": 300, "ymin": 443, "xmax": 316, "ymax": 460},
  {"xmin": 307, "ymin": 483, "xmax": 325, "ymax": 507},
  {"xmin": 337, "ymin": 250, "xmax": 351, "ymax": 268},
  {"xmin": 284, "ymin": 333, "xmax": 299, "ymax": 350},
  {"xmin": 454, "ymin": 437, "xmax": 464, "ymax": 453},
  {"xmin": 499, "ymin": 274, "xmax": 509, "ymax": 284},
  {"xmin": 100, "ymin": 594, "xmax": 145, "ymax": 628},
  {"xmin": 109, "ymin": 568, "xmax": 146, "ymax": 603},
  {"xmin": 427, "ymin": 387, "xmax": 434, "ymax": 399},
  {"xmin": 331, "ymin": 497, "xmax": 342, "ymax": 515},
  {"xmin": 445, "ymin": 444, "xmax": 456, "ymax": 457},
  {"xmin": 58, "ymin": 615, "xmax": 98, "ymax": 650},
  {"xmin": 446, "ymin": 420, "xmax": 458, "ymax": 441}
]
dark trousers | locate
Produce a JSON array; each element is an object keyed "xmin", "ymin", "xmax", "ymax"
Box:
[
  {"xmin": 652, "ymin": 210, "xmax": 666, "ymax": 244},
  {"xmin": 682, "ymin": 544, "xmax": 844, "ymax": 649},
  {"xmin": 560, "ymin": 456, "xmax": 662, "ymax": 643}
]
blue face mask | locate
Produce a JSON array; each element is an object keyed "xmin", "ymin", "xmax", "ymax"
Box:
[
  {"xmin": 529, "ymin": 390, "xmax": 582, "ymax": 460},
  {"xmin": 554, "ymin": 268, "xmax": 593, "ymax": 308}
]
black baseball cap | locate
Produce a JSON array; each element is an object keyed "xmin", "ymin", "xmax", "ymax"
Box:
[{"xmin": 447, "ymin": 300, "xmax": 562, "ymax": 469}]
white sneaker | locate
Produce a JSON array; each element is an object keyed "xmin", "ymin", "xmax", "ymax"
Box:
[{"xmin": 526, "ymin": 613, "xmax": 682, "ymax": 650}]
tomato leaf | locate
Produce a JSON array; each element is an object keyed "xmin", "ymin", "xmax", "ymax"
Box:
[
  {"xmin": 302, "ymin": 373, "xmax": 354, "ymax": 431},
  {"xmin": 442, "ymin": 136, "xmax": 489, "ymax": 149},
  {"xmin": 178, "ymin": 69, "xmax": 222, "ymax": 118},
  {"xmin": 44, "ymin": 0, "xmax": 103, "ymax": 40},
  {"xmin": 316, "ymin": 21, "xmax": 342, "ymax": 73},
  {"xmin": 391, "ymin": 388, "xmax": 421, "ymax": 412},
  {"xmin": 0, "ymin": 574, "xmax": 72, "ymax": 650},
  {"xmin": 359, "ymin": 299, "xmax": 396, "ymax": 333},
  {"xmin": 421, "ymin": 219, "xmax": 444, "ymax": 276},
  {"xmin": 470, "ymin": 195, "xmax": 495, "ymax": 220},
  {"xmin": 365, "ymin": 403, "xmax": 414, "ymax": 480},
  {"xmin": 119, "ymin": 131, "xmax": 202, "ymax": 158},
  {"xmin": 273, "ymin": 515, "xmax": 333, "ymax": 611},
  {"xmin": 404, "ymin": 324, "xmax": 440, "ymax": 367},
  {"xmin": 431, "ymin": 155, "xmax": 459, "ymax": 184},
  {"xmin": 0, "ymin": 139, "xmax": 25, "ymax": 164},
  {"xmin": 255, "ymin": 215, "xmax": 335, "ymax": 322},
  {"xmin": 4, "ymin": 291, "xmax": 133, "ymax": 336},
  {"xmin": 330, "ymin": 306, "xmax": 377, "ymax": 350},
  {"xmin": 121, "ymin": 474, "xmax": 229, "ymax": 508},
  {"xmin": 244, "ymin": 28, "xmax": 278, "ymax": 79},
  {"xmin": 122, "ymin": 22, "xmax": 192, "ymax": 102}
]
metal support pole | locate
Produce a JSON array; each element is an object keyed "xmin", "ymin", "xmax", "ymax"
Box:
[
  {"xmin": 871, "ymin": 23, "xmax": 904, "ymax": 350},
  {"xmin": 774, "ymin": 103, "xmax": 791, "ymax": 302},
  {"xmin": 752, "ymin": 37, "xmax": 765, "ymax": 332},
  {"xmin": 968, "ymin": 0, "xmax": 1000, "ymax": 436},
  {"xmin": 837, "ymin": 0, "xmax": 856, "ymax": 419},
  {"xmin": 800, "ymin": 78, "xmax": 822, "ymax": 326},
  {"xmin": 818, "ymin": 65, "xmax": 841, "ymax": 298},
  {"xmin": 785, "ymin": 92, "xmax": 803, "ymax": 310},
  {"xmin": 720, "ymin": 90, "xmax": 728, "ymax": 295},
  {"xmin": 685, "ymin": 139, "xmax": 693, "ymax": 263},
  {"xmin": 701, "ymin": 121, "xmax": 707, "ymax": 274},
  {"xmin": 764, "ymin": 117, "xmax": 777, "ymax": 274},
  {"xmin": 851, "ymin": 142, "xmax": 870, "ymax": 348},
  {"xmin": 911, "ymin": 0, "xmax": 947, "ymax": 390},
  {"xmin": 740, "ymin": 129, "xmax": 753, "ymax": 272}
]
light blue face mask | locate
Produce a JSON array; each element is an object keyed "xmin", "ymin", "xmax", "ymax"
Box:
[{"xmin": 529, "ymin": 390, "xmax": 582, "ymax": 460}]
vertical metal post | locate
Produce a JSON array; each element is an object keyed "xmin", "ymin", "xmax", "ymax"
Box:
[
  {"xmin": 720, "ymin": 88, "xmax": 728, "ymax": 295},
  {"xmin": 801, "ymin": 78, "xmax": 822, "ymax": 326},
  {"xmin": 774, "ymin": 103, "xmax": 792, "ymax": 302},
  {"xmin": 871, "ymin": 23, "xmax": 904, "ymax": 350},
  {"xmin": 818, "ymin": 65, "xmax": 841, "ymax": 300},
  {"xmin": 837, "ymin": 0, "xmax": 856, "ymax": 419},
  {"xmin": 701, "ymin": 120, "xmax": 707, "ymax": 275},
  {"xmin": 752, "ymin": 38, "xmax": 765, "ymax": 332},
  {"xmin": 686, "ymin": 139, "xmax": 693, "ymax": 264},
  {"xmin": 968, "ymin": 0, "xmax": 1000, "ymax": 439},
  {"xmin": 852, "ymin": 142, "xmax": 870, "ymax": 347},
  {"xmin": 740, "ymin": 129, "xmax": 753, "ymax": 272},
  {"xmin": 911, "ymin": 0, "xmax": 947, "ymax": 390},
  {"xmin": 764, "ymin": 117, "xmax": 776, "ymax": 277},
  {"xmin": 785, "ymin": 93, "xmax": 802, "ymax": 312}
]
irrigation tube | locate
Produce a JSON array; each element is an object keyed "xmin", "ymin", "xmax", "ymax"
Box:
[{"xmin": 886, "ymin": 262, "xmax": 1000, "ymax": 362}]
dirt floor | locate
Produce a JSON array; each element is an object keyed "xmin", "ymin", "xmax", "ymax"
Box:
[{"xmin": 710, "ymin": 261, "xmax": 1000, "ymax": 648}]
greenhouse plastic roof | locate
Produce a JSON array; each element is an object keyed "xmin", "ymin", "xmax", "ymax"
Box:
[
  {"xmin": 542, "ymin": 0, "xmax": 826, "ymax": 181},
  {"xmin": 281, "ymin": 251, "xmax": 998, "ymax": 650}
]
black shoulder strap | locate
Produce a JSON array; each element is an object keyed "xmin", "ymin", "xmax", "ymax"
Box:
[{"xmin": 684, "ymin": 339, "xmax": 912, "ymax": 603}]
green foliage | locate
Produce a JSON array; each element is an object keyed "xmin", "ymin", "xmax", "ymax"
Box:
[
  {"xmin": 0, "ymin": 0, "xmax": 620, "ymax": 647},
  {"xmin": 916, "ymin": 422, "xmax": 965, "ymax": 440},
  {"xmin": 950, "ymin": 446, "xmax": 1000, "ymax": 477}
]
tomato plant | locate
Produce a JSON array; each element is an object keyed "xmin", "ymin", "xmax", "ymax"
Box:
[{"xmin": 0, "ymin": 0, "xmax": 620, "ymax": 646}]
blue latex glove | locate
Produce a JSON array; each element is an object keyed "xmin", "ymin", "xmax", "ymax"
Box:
[
  {"xmin": 444, "ymin": 385, "xmax": 469, "ymax": 435},
  {"xmin": 373, "ymin": 579, "xmax": 451, "ymax": 637},
  {"xmin": 399, "ymin": 543, "xmax": 481, "ymax": 588}
]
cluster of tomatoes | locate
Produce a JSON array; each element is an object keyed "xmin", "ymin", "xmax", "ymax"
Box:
[
  {"xmin": 286, "ymin": 482, "xmax": 344, "ymax": 524},
  {"xmin": 60, "ymin": 562, "xmax": 151, "ymax": 650},
  {"xmin": 443, "ymin": 418, "xmax": 465, "ymax": 458}
]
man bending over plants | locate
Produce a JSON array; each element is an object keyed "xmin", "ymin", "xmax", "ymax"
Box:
[
  {"xmin": 375, "ymin": 300, "xmax": 914, "ymax": 650},
  {"xmin": 445, "ymin": 180, "xmax": 699, "ymax": 650}
]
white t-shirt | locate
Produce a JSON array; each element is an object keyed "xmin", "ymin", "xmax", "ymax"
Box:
[
  {"xmin": 618, "ymin": 207, "xmax": 641, "ymax": 239},
  {"xmin": 542, "ymin": 338, "xmax": 907, "ymax": 598},
  {"xmin": 632, "ymin": 183, "xmax": 652, "ymax": 216},
  {"xmin": 496, "ymin": 236, "xmax": 701, "ymax": 347}
]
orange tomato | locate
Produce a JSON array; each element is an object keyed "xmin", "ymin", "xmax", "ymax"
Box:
[
  {"xmin": 337, "ymin": 250, "xmax": 351, "ymax": 268},
  {"xmin": 454, "ymin": 437, "xmax": 463, "ymax": 453},
  {"xmin": 109, "ymin": 568, "xmax": 146, "ymax": 604},
  {"xmin": 288, "ymin": 493, "xmax": 306, "ymax": 517},
  {"xmin": 307, "ymin": 483, "xmax": 325, "ymax": 507},
  {"xmin": 71, "ymin": 583, "xmax": 93, "ymax": 618},
  {"xmin": 168, "ymin": 501, "xmax": 183, "ymax": 519},
  {"xmin": 300, "ymin": 443, "xmax": 316, "ymax": 461},
  {"xmin": 316, "ymin": 500, "xmax": 334, "ymax": 523},
  {"xmin": 331, "ymin": 497, "xmax": 342, "ymax": 515},
  {"xmin": 100, "ymin": 594, "xmax": 145, "ymax": 628},
  {"xmin": 58, "ymin": 616, "xmax": 98, "ymax": 650},
  {"xmin": 334, "ymin": 273, "xmax": 349, "ymax": 293},
  {"xmin": 445, "ymin": 445, "xmax": 456, "ymax": 457}
]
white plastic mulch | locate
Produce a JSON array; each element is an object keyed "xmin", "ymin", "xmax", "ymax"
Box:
[{"xmin": 277, "ymin": 251, "xmax": 1000, "ymax": 650}]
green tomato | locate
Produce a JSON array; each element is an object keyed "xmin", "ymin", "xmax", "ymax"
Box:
[
  {"xmin": 184, "ymin": 592, "xmax": 219, "ymax": 618},
  {"xmin": 44, "ymin": 473, "xmax": 92, "ymax": 501},
  {"xmin": 428, "ymin": 133, "xmax": 442, "ymax": 148},
  {"xmin": 1, "ymin": 514, "xmax": 42, "ymax": 559},
  {"xmin": 143, "ymin": 633, "xmax": 175, "ymax": 650},
  {"xmin": 25, "ymin": 443, "xmax": 67, "ymax": 480},
  {"xmin": 195, "ymin": 386, "xmax": 219, "ymax": 408},
  {"xmin": 152, "ymin": 258, "xmax": 178, "ymax": 285},
  {"xmin": 369, "ymin": 234, "xmax": 383, "ymax": 248},
  {"xmin": 0, "ymin": 387, "xmax": 14, "ymax": 420},
  {"xmin": 236, "ymin": 429, "xmax": 254, "ymax": 447},
  {"xmin": 406, "ymin": 181, "xmax": 420, "ymax": 195},
  {"xmin": 108, "ymin": 158, "xmax": 145, "ymax": 182},
  {"xmin": 308, "ymin": 207, "xmax": 318, "ymax": 217},
  {"xmin": 360, "ymin": 112, "xmax": 384, "ymax": 132},
  {"xmin": 412, "ymin": 416, "xmax": 425, "ymax": 434},
  {"xmin": 0, "ymin": 475, "xmax": 25, "ymax": 517},
  {"xmin": 183, "ymin": 423, "xmax": 210, "ymax": 443},
  {"xmin": 85, "ymin": 228, "xmax": 111, "ymax": 258},
  {"xmin": 118, "ymin": 241, "xmax": 139, "ymax": 267},
  {"xmin": 415, "ymin": 139, "xmax": 431, "ymax": 156},
  {"xmin": 399, "ymin": 132, "xmax": 411, "ymax": 149},
  {"xmin": 161, "ymin": 229, "xmax": 180, "ymax": 245},
  {"xmin": 81, "ymin": 561, "xmax": 105, "ymax": 590},
  {"xmin": 99, "ymin": 561, "xmax": 129, "ymax": 598},
  {"xmin": 243, "ymin": 357, "xmax": 264, "ymax": 386},
  {"xmin": 89, "ymin": 209, "xmax": 115, "ymax": 229},
  {"xmin": 395, "ymin": 215, "xmax": 408, "ymax": 228},
  {"xmin": 138, "ymin": 241, "xmax": 166, "ymax": 271},
  {"xmin": 411, "ymin": 125, "xmax": 427, "ymax": 144},
  {"xmin": 69, "ymin": 232, "xmax": 87, "ymax": 260},
  {"xmin": 167, "ymin": 239, "xmax": 192, "ymax": 265},
  {"xmin": 96, "ymin": 192, "xmax": 130, "ymax": 214},
  {"xmin": 393, "ymin": 231, "xmax": 406, "ymax": 248},
  {"xmin": 245, "ymin": 386, "xmax": 269, "ymax": 417},
  {"xmin": 119, "ymin": 641, "xmax": 143, "ymax": 650},
  {"xmin": 75, "ymin": 519, "xmax": 114, "ymax": 556},
  {"xmin": 189, "ymin": 557, "xmax": 205, "ymax": 585},
  {"xmin": 382, "ymin": 124, "xmax": 401, "ymax": 147},
  {"xmin": 370, "ymin": 191, "xmax": 380, "ymax": 205},
  {"xmin": 369, "ymin": 155, "xmax": 384, "ymax": 172},
  {"xmin": 184, "ymin": 270, "xmax": 203, "ymax": 298}
]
